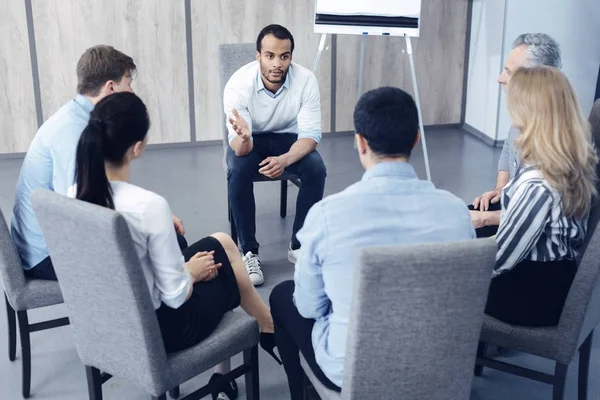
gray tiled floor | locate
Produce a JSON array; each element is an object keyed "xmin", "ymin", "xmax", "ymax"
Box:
[{"xmin": 0, "ymin": 130, "xmax": 597, "ymax": 399}]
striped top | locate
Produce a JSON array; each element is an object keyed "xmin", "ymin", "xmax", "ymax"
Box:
[{"xmin": 494, "ymin": 166, "xmax": 588, "ymax": 276}]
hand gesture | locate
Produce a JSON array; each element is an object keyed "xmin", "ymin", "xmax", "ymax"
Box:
[
  {"xmin": 172, "ymin": 214, "xmax": 185, "ymax": 235},
  {"xmin": 228, "ymin": 109, "xmax": 251, "ymax": 142},
  {"xmin": 472, "ymin": 188, "xmax": 501, "ymax": 211},
  {"xmin": 187, "ymin": 251, "xmax": 222, "ymax": 282},
  {"xmin": 259, "ymin": 156, "xmax": 287, "ymax": 179}
]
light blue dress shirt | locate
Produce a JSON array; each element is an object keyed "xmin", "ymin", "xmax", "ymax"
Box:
[
  {"xmin": 11, "ymin": 95, "xmax": 94, "ymax": 270},
  {"xmin": 293, "ymin": 161, "xmax": 476, "ymax": 387}
]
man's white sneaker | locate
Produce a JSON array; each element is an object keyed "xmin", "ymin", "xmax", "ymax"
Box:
[
  {"xmin": 242, "ymin": 251, "xmax": 264, "ymax": 286},
  {"xmin": 288, "ymin": 243, "xmax": 300, "ymax": 264}
]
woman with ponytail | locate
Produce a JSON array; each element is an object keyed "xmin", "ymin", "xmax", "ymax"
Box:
[{"xmin": 71, "ymin": 92, "xmax": 279, "ymax": 400}]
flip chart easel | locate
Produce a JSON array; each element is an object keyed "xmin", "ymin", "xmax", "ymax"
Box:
[{"xmin": 312, "ymin": 1, "xmax": 432, "ymax": 181}]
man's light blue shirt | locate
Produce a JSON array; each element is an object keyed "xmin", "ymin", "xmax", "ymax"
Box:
[
  {"xmin": 11, "ymin": 95, "xmax": 94, "ymax": 270},
  {"xmin": 293, "ymin": 161, "xmax": 476, "ymax": 387}
]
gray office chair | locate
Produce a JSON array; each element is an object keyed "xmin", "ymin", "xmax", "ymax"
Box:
[
  {"xmin": 0, "ymin": 206, "xmax": 69, "ymax": 398},
  {"xmin": 218, "ymin": 43, "xmax": 300, "ymax": 244},
  {"xmin": 32, "ymin": 189, "xmax": 260, "ymax": 400},
  {"xmin": 302, "ymin": 238, "xmax": 496, "ymax": 400},
  {"xmin": 475, "ymin": 198, "xmax": 600, "ymax": 400}
]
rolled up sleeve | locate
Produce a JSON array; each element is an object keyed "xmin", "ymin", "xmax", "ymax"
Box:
[{"xmin": 297, "ymin": 74, "xmax": 322, "ymax": 144}]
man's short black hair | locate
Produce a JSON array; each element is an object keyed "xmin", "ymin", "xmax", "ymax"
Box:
[
  {"xmin": 256, "ymin": 24, "xmax": 295, "ymax": 53},
  {"xmin": 353, "ymin": 87, "xmax": 419, "ymax": 158}
]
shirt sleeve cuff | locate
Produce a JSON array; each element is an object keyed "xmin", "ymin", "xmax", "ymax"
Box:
[
  {"xmin": 160, "ymin": 264, "xmax": 192, "ymax": 309},
  {"xmin": 297, "ymin": 131, "xmax": 322, "ymax": 144}
]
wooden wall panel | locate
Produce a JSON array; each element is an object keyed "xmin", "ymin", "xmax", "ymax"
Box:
[
  {"xmin": 336, "ymin": 0, "xmax": 470, "ymax": 131},
  {"xmin": 0, "ymin": 0, "xmax": 470, "ymax": 154},
  {"xmin": 0, "ymin": 0, "xmax": 38, "ymax": 153},
  {"xmin": 32, "ymin": 0, "xmax": 190, "ymax": 144},
  {"xmin": 191, "ymin": 0, "xmax": 332, "ymax": 141}
]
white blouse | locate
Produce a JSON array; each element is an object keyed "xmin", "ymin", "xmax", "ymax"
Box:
[{"xmin": 68, "ymin": 181, "xmax": 191, "ymax": 309}]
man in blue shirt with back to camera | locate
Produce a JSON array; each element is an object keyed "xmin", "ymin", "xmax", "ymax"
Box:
[
  {"xmin": 11, "ymin": 45, "xmax": 139, "ymax": 280},
  {"xmin": 269, "ymin": 86, "xmax": 476, "ymax": 399}
]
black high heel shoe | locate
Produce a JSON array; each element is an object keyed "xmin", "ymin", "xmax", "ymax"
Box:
[
  {"xmin": 260, "ymin": 332, "xmax": 283, "ymax": 365},
  {"xmin": 208, "ymin": 373, "xmax": 238, "ymax": 400}
]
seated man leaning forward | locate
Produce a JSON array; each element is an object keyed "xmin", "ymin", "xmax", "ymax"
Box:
[
  {"xmin": 11, "ymin": 45, "xmax": 145, "ymax": 281},
  {"xmin": 470, "ymin": 33, "xmax": 562, "ymax": 237},
  {"xmin": 224, "ymin": 24, "xmax": 327, "ymax": 286},
  {"xmin": 269, "ymin": 87, "xmax": 476, "ymax": 399}
]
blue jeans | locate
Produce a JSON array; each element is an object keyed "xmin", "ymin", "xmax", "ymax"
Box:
[{"xmin": 226, "ymin": 133, "xmax": 327, "ymax": 253}]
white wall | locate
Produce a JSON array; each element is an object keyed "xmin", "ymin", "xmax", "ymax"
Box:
[
  {"xmin": 497, "ymin": 0, "xmax": 600, "ymax": 140},
  {"xmin": 465, "ymin": 0, "xmax": 600, "ymax": 142},
  {"xmin": 464, "ymin": 0, "xmax": 507, "ymax": 140}
]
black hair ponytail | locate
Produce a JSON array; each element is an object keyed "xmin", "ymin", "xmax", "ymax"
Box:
[
  {"xmin": 75, "ymin": 117, "xmax": 115, "ymax": 208},
  {"xmin": 74, "ymin": 92, "xmax": 150, "ymax": 209}
]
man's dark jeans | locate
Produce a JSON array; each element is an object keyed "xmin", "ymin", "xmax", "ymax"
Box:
[{"xmin": 226, "ymin": 133, "xmax": 327, "ymax": 253}]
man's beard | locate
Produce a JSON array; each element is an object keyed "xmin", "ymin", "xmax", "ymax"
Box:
[{"xmin": 262, "ymin": 66, "xmax": 288, "ymax": 84}]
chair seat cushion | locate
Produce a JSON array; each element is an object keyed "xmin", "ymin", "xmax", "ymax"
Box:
[
  {"xmin": 10, "ymin": 278, "xmax": 64, "ymax": 311},
  {"xmin": 300, "ymin": 353, "xmax": 341, "ymax": 400},
  {"xmin": 163, "ymin": 311, "xmax": 259, "ymax": 392},
  {"xmin": 480, "ymin": 314, "xmax": 568, "ymax": 362}
]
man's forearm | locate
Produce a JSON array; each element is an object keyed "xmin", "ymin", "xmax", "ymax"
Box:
[
  {"xmin": 231, "ymin": 137, "xmax": 253, "ymax": 156},
  {"xmin": 281, "ymin": 138, "xmax": 317, "ymax": 166},
  {"xmin": 496, "ymin": 171, "xmax": 510, "ymax": 190},
  {"xmin": 486, "ymin": 210, "xmax": 501, "ymax": 226}
]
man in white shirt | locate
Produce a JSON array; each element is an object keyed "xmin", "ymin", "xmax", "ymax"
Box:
[{"xmin": 224, "ymin": 24, "xmax": 327, "ymax": 285}]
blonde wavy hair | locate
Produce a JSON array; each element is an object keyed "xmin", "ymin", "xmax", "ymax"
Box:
[{"xmin": 507, "ymin": 66, "xmax": 598, "ymax": 218}]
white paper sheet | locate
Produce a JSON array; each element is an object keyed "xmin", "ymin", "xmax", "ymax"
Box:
[{"xmin": 316, "ymin": 0, "xmax": 421, "ymax": 18}]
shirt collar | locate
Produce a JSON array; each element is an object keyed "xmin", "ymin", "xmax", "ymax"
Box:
[
  {"xmin": 256, "ymin": 65, "xmax": 291, "ymax": 97},
  {"xmin": 74, "ymin": 94, "xmax": 94, "ymax": 114},
  {"xmin": 361, "ymin": 161, "xmax": 418, "ymax": 181}
]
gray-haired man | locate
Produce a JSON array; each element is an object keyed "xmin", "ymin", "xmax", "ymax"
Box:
[{"xmin": 470, "ymin": 33, "xmax": 562, "ymax": 237}]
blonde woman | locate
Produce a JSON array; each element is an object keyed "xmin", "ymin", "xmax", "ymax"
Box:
[{"xmin": 486, "ymin": 66, "xmax": 598, "ymax": 327}]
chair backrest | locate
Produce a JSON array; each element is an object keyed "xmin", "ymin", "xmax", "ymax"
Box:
[
  {"xmin": 341, "ymin": 238, "xmax": 496, "ymax": 400},
  {"xmin": 218, "ymin": 43, "xmax": 257, "ymax": 168},
  {"xmin": 0, "ymin": 206, "xmax": 28, "ymax": 309},
  {"xmin": 556, "ymin": 199, "xmax": 600, "ymax": 360},
  {"xmin": 590, "ymin": 99, "xmax": 600, "ymax": 142},
  {"xmin": 31, "ymin": 189, "xmax": 172, "ymax": 394}
]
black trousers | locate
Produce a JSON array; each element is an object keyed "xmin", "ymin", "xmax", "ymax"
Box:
[
  {"xmin": 485, "ymin": 259, "xmax": 577, "ymax": 326},
  {"xmin": 468, "ymin": 202, "xmax": 501, "ymax": 238},
  {"xmin": 24, "ymin": 256, "xmax": 57, "ymax": 280},
  {"xmin": 270, "ymin": 281, "xmax": 341, "ymax": 400},
  {"xmin": 156, "ymin": 236, "xmax": 241, "ymax": 353}
]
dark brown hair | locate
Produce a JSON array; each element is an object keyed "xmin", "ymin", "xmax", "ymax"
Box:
[{"xmin": 76, "ymin": 45, "xmax": 136, "ymax": 96}]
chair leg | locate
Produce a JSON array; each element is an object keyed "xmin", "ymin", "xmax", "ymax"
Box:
[
  {"xmin": 579, "ymin": 331, "xmax": 593, "ymax": 400},
  {"xmin": 553, "ymin": 363, "xmax": 568, "ymax": 400},
  {"xmin": 168, "ymin": 386, "xmax": 180, "ymax": 399},
  {"xmin": 244, "ymin": 346, "xmax": 260, "ymax": 400},
  {"xmin": 302, "ymin": 372, "xmax": 310, "ymax": 400},
  {"xmin": 151, "ymin": 396, "xmax": 166, "ymax": 400},
  {"xmin": 5, "ymin": 295, "xmax": 16, "ymax": 362},
  {"xmin": 228, "ymin": 202, "xmax": 238, "ymax": 245},
  {"xmin": 280, "ymin": 180, "xmax": 288, "ymax": 218},
  {"xmin": 86, "ymin": 366, "xmax": 103, "ymax": 400},
  {"xmin": 474, "ymin": 341, "xmax": 487, "ymax": 377},
  {"xmin": 17, "ymin": 310, "xmax": 31, "ymax": 398}
]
